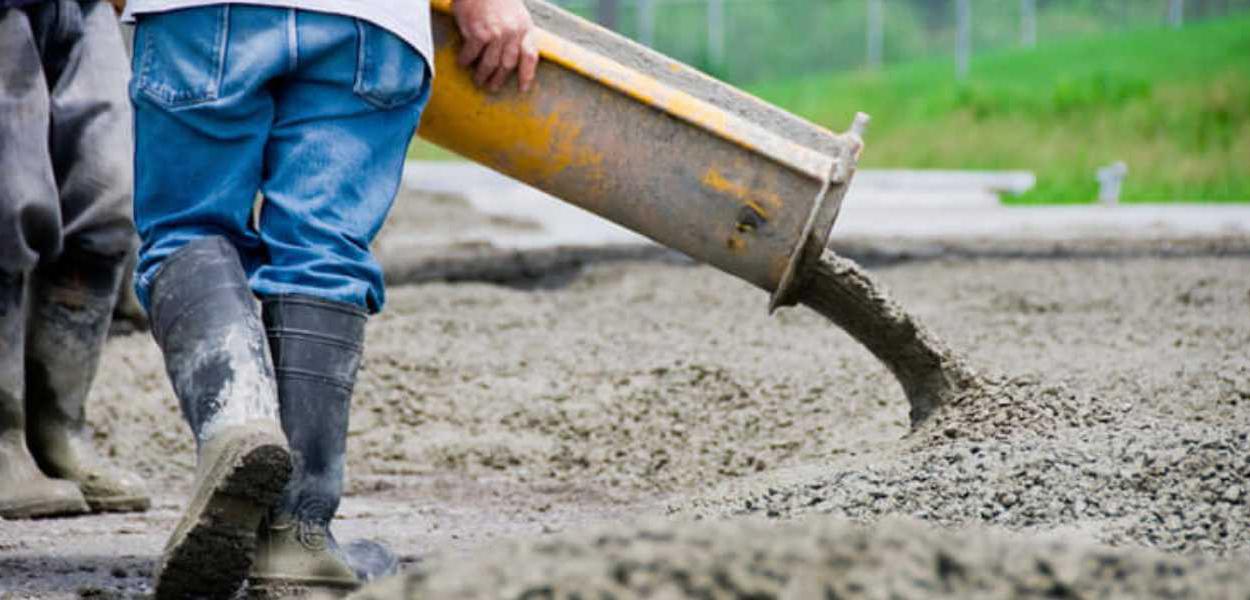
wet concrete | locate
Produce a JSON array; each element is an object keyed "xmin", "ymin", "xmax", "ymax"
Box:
[
  {"xmin": 798, "ymin": 250, "xmax": 980, "ymax": 425},
  {"xmin": 354, "ymin": 515, "xmax": 1250, "ymax": 599},
  {"xmin": 5, "ymin": 181, "xmax": 1250, "ymax": 596},
  {"xmin": 4, "ymin": 230, "xmax": 1248, "ymax": 597}
]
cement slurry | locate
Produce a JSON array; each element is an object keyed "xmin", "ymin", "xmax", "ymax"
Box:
[{"xmin": 5, "ymin": 235, "xmax": 1247, "ymax": 596}]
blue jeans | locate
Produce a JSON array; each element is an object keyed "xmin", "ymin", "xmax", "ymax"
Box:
[{"xmin": 130, "ymin": 6, "xmax": 430, "ymax": 313}]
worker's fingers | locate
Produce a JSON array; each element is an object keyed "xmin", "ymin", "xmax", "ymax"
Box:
[
  {"xmin": 517, "ymin": 32, "xmax": 538, "ymax": 92},
  {"xmin": 487, "ymin": 64, "xmax": 510, "ymax": 92},
  {"xmin": 487, "ymin": 65, "xmax": 510, "ymax": 92},
  {"xmin": 475, "ymin": 37, "xmax": 505, "ymax": 87},
  {"xmin": 488, "ymin": 36, "xmax": 522, "ymax": 92},
  {"xmin": 458, "ymin": 34, "xmax": 486, "ymax": 68},
  {"xmin": 452, "ymin": 0, "xmax": 535, "ymax": 91}
]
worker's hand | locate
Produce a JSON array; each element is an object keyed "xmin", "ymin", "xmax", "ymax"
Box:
[{"xmin": 453, "ymin": 0, "xmax": 539, "ymax": 93}]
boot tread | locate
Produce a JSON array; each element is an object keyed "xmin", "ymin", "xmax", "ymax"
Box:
[{"xmin": 154, "ymin": 428, "xmax": 290, "ymax": 600}]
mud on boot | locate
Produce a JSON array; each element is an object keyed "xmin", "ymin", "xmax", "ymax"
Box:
[
  {"xmin": 251, "ymin": 514, "xmax": 398, "ymax": 599},
  {"xmin": 248, "ymin": 295, "xmax": 397, "ymax": 599},
  {"xmin": 147, "ymin": 237, "xmax": 292, "ymax": 600},
  {"xmin": 24, "ymin": 249, "xmax": 151, "ymax": 513},
  {"xmin": 0, "ymin": 270, "xmax": 90, "ymax": 519}
]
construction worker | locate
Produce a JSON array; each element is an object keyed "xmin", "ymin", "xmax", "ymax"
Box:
[
  {"xmin": 0, "ymin": 0, "xmax": 151, "ymax": 518},
  {"xmin": 124, "ymin": 0, "xmax": 538, "ymax": 596}
]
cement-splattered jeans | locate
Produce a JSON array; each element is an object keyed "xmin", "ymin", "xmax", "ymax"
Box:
[
  {"xmin": 0, "ymin": 0, "xmax": 136, "ymax": 289},
  {"xmin": 130, "ymin": 6, "xmax": 430, "ymax": 314}
]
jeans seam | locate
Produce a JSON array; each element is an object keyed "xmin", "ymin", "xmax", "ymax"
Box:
[
  {"xmin": 287, "ymin": 8, "xmax": 298, "ymax": 72},
  {"xmin": 136, "ymin": 21, "xmax": 153, "ymax": 94},
  {"xmin": 352, "ymin": 18, "xmax": 367, "ymax": 98},
  {"xmin": 214, "ymin": 5, "xmax": 229, "ymax": 95}
]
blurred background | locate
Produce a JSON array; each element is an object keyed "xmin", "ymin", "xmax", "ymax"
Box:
[{"xmin": 413, "ymin": 0, "xmax": 1250, "ymax": 204}]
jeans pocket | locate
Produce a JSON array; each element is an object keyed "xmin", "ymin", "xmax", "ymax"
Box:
[
  {"xmin": 352, "ymin": 20, "xmax": 428, "ymax": 110},
  {"xmin": 132, "ymin": 6, "xmax": 229, "ymax": 109}
]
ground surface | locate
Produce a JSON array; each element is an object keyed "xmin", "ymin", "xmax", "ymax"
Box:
[{"xmin": 3, "ymin": 229, "xmax": 1248, "ymax": 597}]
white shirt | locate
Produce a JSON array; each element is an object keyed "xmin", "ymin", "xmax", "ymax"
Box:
[{"xmin": 123, "ymin": 0, "xmax": 433, "ymax": 69}]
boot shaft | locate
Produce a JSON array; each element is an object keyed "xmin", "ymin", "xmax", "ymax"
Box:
[
  {"xmin": 0, "ymin": 270, "xmax": 27, "ymax": 434},
  {"xmin": 24, "ymin": 249, "xmax": 125, "ymax": 429},
  {"xmin": 148, "ymin": 237, "xmax": 280, "ymax": 448},
  {"xmin": 0, "ymin": 269, "xmax": 94, "ymax": 519},
  {"xmin": 263, "ymin": 294, "xmax": 366, "ymax": 526},
  {"xmin": 253, "ymin": 296, "xmax": 399, "ymax": 592}
]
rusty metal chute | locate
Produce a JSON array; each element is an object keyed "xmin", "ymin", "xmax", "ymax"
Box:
[{"xmin": 418, "ymin": 0, "xmax": 866, "ymax": 311}]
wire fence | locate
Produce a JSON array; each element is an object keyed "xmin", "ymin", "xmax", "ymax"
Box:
[{"xmin": 550, "ymin": 0, "xmax": 1250, "ymax": 84}]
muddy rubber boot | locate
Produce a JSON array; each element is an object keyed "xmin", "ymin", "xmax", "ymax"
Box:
[
  {"xmin": 249, "ymin": 295, "xmax": 398, "ymax": 599},
  {"xmin": 24, "ymin": 250, "xmax": 151, "ymax": 513},
  {"xmin": 0, "ymin": 271, "xmax": 90, "ymax": 519},
  {"xmin": 148, "ymin": 237, "xmax": 292, "ymax": 600}
]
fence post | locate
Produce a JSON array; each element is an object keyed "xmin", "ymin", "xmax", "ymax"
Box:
[
  {"xmin": 867, "ymin": 0, "xmax": 884, "ymax": 69},
  {"xmin": 707, "ymin": 0, "xmax": 725, "ymax": 71},
  {"xmin": 637, "ymin": 0, "xmax": 655, "ymax": 46},
  {"xmin": 955, "ymin": 0, "xmax": 971, "ymax": 81},
  {"xmin": 1168, "ymin": 0, "xmax": 1184, "ymax": 28},
  {"xmin": 1020, "ymin": 0, "xmax": 1036, "ymax": 47}
]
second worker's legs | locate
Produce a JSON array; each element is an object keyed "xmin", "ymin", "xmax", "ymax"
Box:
[
  {"xmin": 0, "ymin": 3, "xmax": 90, "ymax": 521},
  {"xmin": 23, "ymin": 0, "xmax": 149, "ymax": 514}
]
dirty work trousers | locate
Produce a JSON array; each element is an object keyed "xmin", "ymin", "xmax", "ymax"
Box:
[
  {"xmin": 130, "ymin": 6, "xmax": 431, "ymax": 314},
  {"xmin": 0, "ymin": 0, "xmax": 136, "ymax": 295}
]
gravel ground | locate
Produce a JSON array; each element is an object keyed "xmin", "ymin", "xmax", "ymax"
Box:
[
  {"xmin": 2, "ymin": 228, "xmax": 1247, "ymax": 597},
  {"xmin": 353, "ymin": 516, "xmax": 1250, "ymax": 599}
]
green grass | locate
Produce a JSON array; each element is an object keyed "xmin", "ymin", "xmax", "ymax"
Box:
[
  {"xmin": 408, "ymin": 139, "xmax": 460, "ymax": 161},
  {"xmin": 748, "ymin": 16, "xmax": 1250, "ymax": 203}
]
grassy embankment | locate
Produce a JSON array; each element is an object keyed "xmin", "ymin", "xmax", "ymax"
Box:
[
  {"xmin": 411, "ymin": 15, "xmax": 1249, "ymax": 203},
  {"xmin": 755, "ymin": 15, "xmax": 1250, "ymax": 203}
]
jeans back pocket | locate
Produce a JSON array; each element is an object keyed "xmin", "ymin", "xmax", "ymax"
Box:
[
  {"xmin": 353, "ymin": 20, "xmax": 428, "ymax": 110},
  {"xmin": 132, "ymin": 6, "xmax": 229, "ymax": 109}
]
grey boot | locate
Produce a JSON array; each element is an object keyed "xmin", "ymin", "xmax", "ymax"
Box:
[
  {"xmin": 148, "ymin": 237, "xmax": 292, "ymax": 600},
  {"xmin": 0, "ymin": 270, "xmax": 90, "ymax": 519},
  {"xmin": 249, "ymin": 295, "xmax": 397, "ymax": 599},
  {"xmin": 25, "ymin": 248, "xmax": 151, "ymax": 513}
]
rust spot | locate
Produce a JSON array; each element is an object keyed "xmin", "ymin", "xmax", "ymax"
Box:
[
  {"xmin": 735, "ymin": 205, "xmax": 766, "ymax": 234},
  {"xmin": 701, "ymin": 168, "xmax": 784, "ymax": 213}
]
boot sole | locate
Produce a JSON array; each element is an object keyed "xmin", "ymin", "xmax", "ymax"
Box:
[
  {"xmin": 0, "ymin": 496, "xmax": 90, "ymax": 519},
  {"xmin": 85, "ymin": 494, "xmax": 153, "ymax": 514},
  {"xmin": 248, "ymin": 577, "xmax": 358, "ymax": 600},
  {"xmin": 154, "ymin": 430, "xmax": 291, "ymax": 600}
]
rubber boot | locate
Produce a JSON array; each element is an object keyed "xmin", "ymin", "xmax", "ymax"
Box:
[
  {"xmin": 24, "ymin": 249, "xmax": 151, "ymax": 513},
  {"xmin": 148, "ymin": 237, "xmax": 292, "ymax": 600},
  {"xmin": 112, "ymin": 246, "xmax": 149, "ymax": 332},
  {"xmin": 0, "ymin": 270, "xmax": 90, "ymax": 519},
  {"xmin": 249, "ymin": 295, "xmax": 398, "ymax": 599}
]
